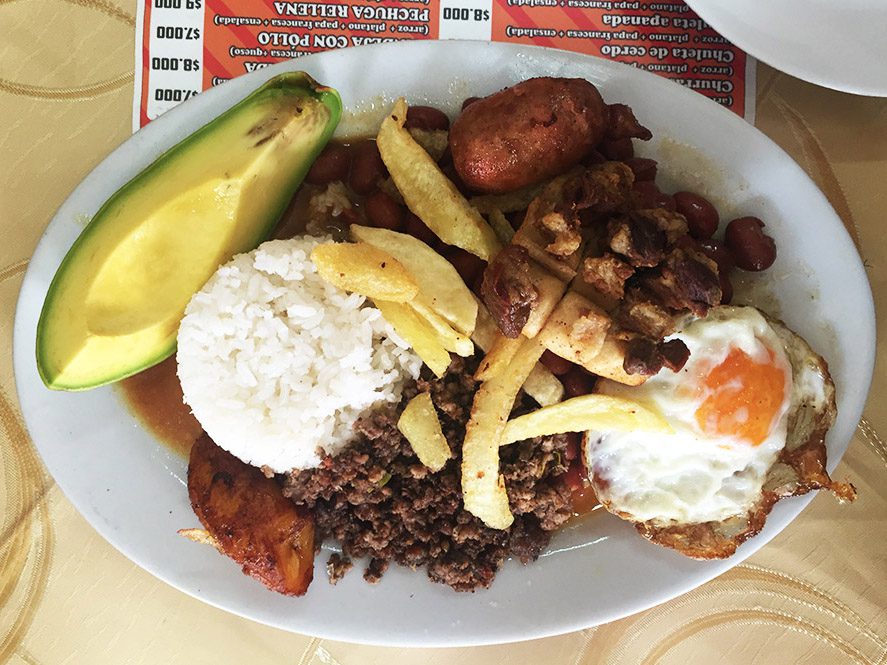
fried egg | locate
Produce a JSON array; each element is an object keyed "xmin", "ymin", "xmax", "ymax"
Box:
[{"xmin": 585, "ymin": 306, "xmax": 826, "ymax": 526}]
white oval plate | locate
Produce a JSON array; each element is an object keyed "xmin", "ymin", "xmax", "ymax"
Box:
[
  {"xmin": 685, "ymin": 0, "xmax": 887, "ymax": 96},
  {"xmin": 13, "ymin": 41, "xmax": 875, "ymax": 647}
]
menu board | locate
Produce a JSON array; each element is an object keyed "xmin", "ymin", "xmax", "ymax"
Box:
[{"xmin": 133, "ymin": 0, "xmax": 755, "ymax": 130}]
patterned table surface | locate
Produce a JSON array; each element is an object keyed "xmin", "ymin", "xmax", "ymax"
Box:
[{"xmin": 1, "ymin": 1, "xmax": 885, "ymax": 663}]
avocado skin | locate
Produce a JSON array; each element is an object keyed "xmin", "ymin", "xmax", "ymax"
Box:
[{"xmin": 37, "ymin": 72, "xmax": 342, "ymax": 390}]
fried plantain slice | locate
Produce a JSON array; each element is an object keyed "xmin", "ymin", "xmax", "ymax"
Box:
[{"xmin": 187, "ymin": 434, "xmax": 315, "ymax": 595}]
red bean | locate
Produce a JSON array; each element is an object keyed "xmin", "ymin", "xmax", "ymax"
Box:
[
  {"xmin": 364, "ymin": 190, "xmax": 405, "ymax": 231},
  {"xmin": 405, "ymin": 105, "xmax": 450, "ymax": 131},
  {"xmin": 540, "ymin": 350, "xmax": 573, "ymax": 376},
  {"xmin": 404, "ymin": 212, "xmax": 438, "ymax": 246},
  {"xmin": 601, "ymin": 137, "xmax": 634, "ymax": 161},
  {"xmin": 674, "ymin": 191, "xmax": 719, "ymax": 239},
  {"xmin": 698, "ymin": 238, "xmax": 734, "ymax": 273},
  {"xmin": 632, "ymin": 181, "xmax": 676, "ymax": 211},
  {"xmin": 725, "ymin": 216, "xmax": 776, "ymax": 271},
  {"xmin": 444, "ymin": 246, "xmax": 486, "ymax": 285},
  {"xmin": 461, "ymin": 96, "xmax": 481, "ymax": 111},
  {"xmin": 305, "ymin": 143, "xmax": 351, "ymax": 186},
  {"xmin": 624, "ymin": 157, "xmax": 658, "ymax": 182},
  {"xmin": 349, "ymin": 140, "xmax": 387, "ymax": 195},
  {"xmin": 562, "ymin": 366, "xmax": 596, "ymax": 397}
]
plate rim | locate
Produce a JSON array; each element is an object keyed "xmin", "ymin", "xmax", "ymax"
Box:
[{"xmin": 12, "ymin": 39, "xmax": 877, "ymax": 647}]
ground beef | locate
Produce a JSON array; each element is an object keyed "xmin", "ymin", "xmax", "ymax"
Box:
[
  {"xmin": 283, "ymin": 356, "xmax": 574, "ymax": 592},
  {"xmin": 326, "ymin": 553, "xmax": 352, "ymax": 585}
]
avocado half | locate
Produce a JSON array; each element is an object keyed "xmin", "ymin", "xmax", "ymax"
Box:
[{"xmin": 36, "ymin": 72, "xmax": 342, "ymax": 390}]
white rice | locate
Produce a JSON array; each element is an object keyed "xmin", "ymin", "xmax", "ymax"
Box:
[{"xmin": 176, "ymin": 235, "xmax": 422, "ymax": 472}]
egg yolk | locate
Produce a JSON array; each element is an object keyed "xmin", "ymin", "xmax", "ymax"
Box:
[{"xmin": 695, "ymin": 347, "xmax": 787, "ymax": 445}]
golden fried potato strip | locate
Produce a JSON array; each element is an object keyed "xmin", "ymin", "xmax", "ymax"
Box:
[
  {"xmin": 398, "ymin": 392, "xmax": 452, "ymax": 472},
  {"xmin": 522, "ymin": 365, "xmax": 565, "ymax": 407},
  {"xmin": 487, "ymin": 208, "xmax": 516, "ymax": 244},
  {"xmin": 374, "ymin": 299, "xmax": 451, "ymax": 378},
  {"xmin": 474, "ymin": 332, "xmax": 524, "ymax": 381},
  {"xmin": 500, "ymin": 394, "xmax": 672, "ymax": 446},
  {"xmin": 311, "ymin": 242, "xmax": 418, "ymax": 302},
  {"xmin": 462, "ymin": 336, "xmax": 545, "ymax": 529},
  {"xmin": 351, "ymin": 225, "xmax": 477, "ymax": 335},
  {"xmin": 472, "ymin": 296, "xmax": 563, "ymax": 406},
  {"xmin": 409, "ymin": 301, "xmax": 474, "ymax": 357},
  {"xmin": 377, "ymin": 98, "xmax": 502, "ymax": 261}
]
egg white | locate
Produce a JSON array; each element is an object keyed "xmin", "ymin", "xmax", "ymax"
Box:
[{"xmin": 586, "ymin": 306, "xmax": 795, "ymax": 526}]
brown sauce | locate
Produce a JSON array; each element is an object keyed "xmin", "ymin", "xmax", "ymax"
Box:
[{"xmin": 118, "ymin": 355, "xmax": 202, "ymax": 457}]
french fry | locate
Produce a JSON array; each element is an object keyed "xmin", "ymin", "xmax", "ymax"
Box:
[
  {"xmin": 583, "ymin": 331, "xmax": 648, "ymax": 386},
  {"xmin": 374, "ymin": 299, "xmax": 451, "ymax": 378},
  {"xmin": 500, "ymin": 394, "xmax": 672, "ymax": 446},
  {"xmin": 377, "ymin": 99, "xmax": 502, "ymax": 261},
  {"xmin": 462, "ymin": 336, "xmax": 545, "ymax": 529},
  {"xmin": 409, "ymin": 301, "xmax": 474, "ymax": 357},
  {"xmin": 311, "ymin": 242, "xmax": 418, "ymax": 302},
  {"xmin": 538, "ymin": 290, "xmax": 611, "ymax": 367},
  {"xmin": 472, "ymin": 295, "xmax": 564, "ymax": 406},
  {"xmin": 397, "ymin": 392, "xmax": 451, "ymax": 472},
  {"xmin": 474, "ymin": 332, "xmax": 523, "ymax": 381},
  {"xmin": 521, "ymin": 260, "xmax": 570, "ymax": 339},
  {"xmin": 487, "ymin": 208, "xmax": 516, "ymax": 244},
  {"xmin": 350, "ymin": 225, "xmax": 477, "ymax": 335},
  {"xmin": 470, "ymin": 294, "xmax": 498, "ymax": 351},
  {"xmin": 523, "ymin": 364, "xmax": 564, "ymax": 406}
]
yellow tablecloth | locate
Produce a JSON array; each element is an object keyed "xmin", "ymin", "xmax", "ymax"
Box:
[{"xmin": 1, "ymin": 2, "xmax": 885, "ymax": 663}]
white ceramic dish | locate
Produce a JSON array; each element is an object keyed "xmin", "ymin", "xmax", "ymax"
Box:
[
  {"xmin": 13, "ymin": 41, "xmax": 875, "ymax": 647},
  {"xmin": 685, "ymin": 0, "xmax": 887, "ymax": 97}
]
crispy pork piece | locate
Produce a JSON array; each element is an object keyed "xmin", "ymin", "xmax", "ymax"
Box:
[
  {"xmin": 660, "ymin": 339, "xmax": 691, "ymax": 372},
  {"xmin": 187, "ymin": 434, "xmax": 315, "ymax": 596},
  {"xmin": 539, "ymin": 208, "xmax": 582, "ymax": 257},
  {"xmin": 635, "ymin": 207, "xmax": 689, "ymax": 244},
  {"xmin": 615, "ymin": 286, "xmax": 676, "ymax": 339},
  {"xmin": 480, "ymin": 245, "xmax": 539, "ymax": 338},
  {"xmin": 623, "ymin": 337, "xmax": 690, "ymax": 377},
  {"xmin": 607, "ymin": 213, "xmax": 667, "ymax": 268},
  {"xmin": 583, "ymin": 329, "xmax": 648, "ymax": 385},
  {"xmin": 580, "ymin": 253, "xmax": 635, "ymax": 302},
  {"xmin": 639, "ymin": 247, "xmax": 722, "ymax": 316},
  {"xmin": 575, "ymin": 161, "xmax": 635, "ymax": 218}
]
